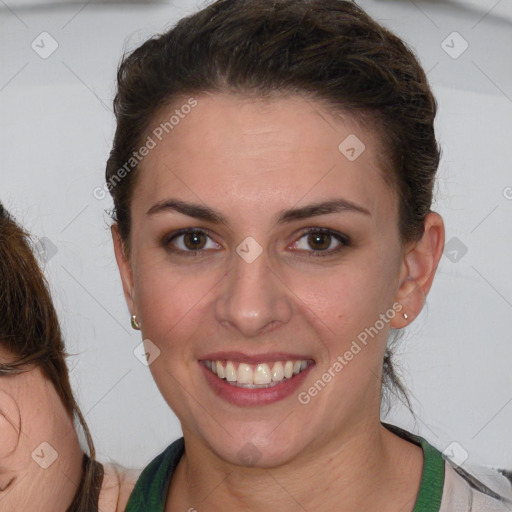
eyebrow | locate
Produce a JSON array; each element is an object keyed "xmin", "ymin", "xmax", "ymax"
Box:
[
  {"xmin": 146, "ymin": 197, "xmax": 371, "ymax": 224},
  {"xmin": 147, "ymin": 199, "xmax": 227, "ymax": 224}
]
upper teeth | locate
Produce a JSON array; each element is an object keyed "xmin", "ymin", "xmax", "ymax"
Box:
[{"xmin": 204, "ymin": 360, "xmax": 310, "ymax": 388}]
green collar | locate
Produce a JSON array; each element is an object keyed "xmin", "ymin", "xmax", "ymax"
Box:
[
  {"xmin": 382, "ymin": 422, "xmax": 445, "ymax": 512},
  {"xmin": 126, "ymin": 424, "xmax": 445, "ymax": 512}
]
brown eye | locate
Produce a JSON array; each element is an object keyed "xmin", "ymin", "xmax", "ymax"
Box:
[
  {"xmin": 164, "ymin": 228, "xmax": 221, "ymax": 255},
  {"xmin": 307, "ymin": 232, "xmax": 332, "ymax": 251},
  {"xmin": 291, "ymin": 228, "xmax": 349, "ymax": 257},
  {"xmin": 182, "ymin": 231, "xmax": 207, "ymax": 250}
]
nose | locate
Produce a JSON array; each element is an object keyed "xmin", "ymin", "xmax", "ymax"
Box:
[{"xmin": 214, "ymin": 244, "xmax": 293, "ymax": 338}]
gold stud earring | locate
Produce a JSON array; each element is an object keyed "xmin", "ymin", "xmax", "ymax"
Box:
[
  {"xmin": 131, "ymin": 315, "xmax": 141, "ymax": 330},
  {"xmin": 403, "ymin": 313, "xmax": 409, "ymax": 320}
]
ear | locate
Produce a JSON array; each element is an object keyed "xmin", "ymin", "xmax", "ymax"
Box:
[
  {"xmin": 391, "ymin": 212, "xmax": 445, "ymax": 328},
  {"xmin": 111, "ymin": 225, "xmax": 136, "ymax": 317}
]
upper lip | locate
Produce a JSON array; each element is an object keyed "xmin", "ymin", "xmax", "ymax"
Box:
[{"xmin": 199, "ymin": 351, "xmax": 315, "ymax": 364}]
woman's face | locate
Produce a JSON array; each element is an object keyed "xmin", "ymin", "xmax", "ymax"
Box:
[
  {"xmin": 0, "ymin": 348, "xmax": 83, "ymax": 509},
  {"xmin": 114, "ymin": 93, "xmax": 435, "ymax": 467}
]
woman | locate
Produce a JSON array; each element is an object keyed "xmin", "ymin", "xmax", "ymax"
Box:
[
  {"xmin": 105, "ymin": 0, "xmax": 512, "ymax": 510},
  {"xmin": 0, "ymin": 203, "xmax": 136, "ymax": 511}
]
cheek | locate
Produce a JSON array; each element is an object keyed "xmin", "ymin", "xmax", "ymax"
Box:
[
  {"xmin": 134, "ymin": 256, "xmax": 221, "ymax": 351},
  {"xmin": 289, "ymin": 261, "xmax": 394, "ymax": 330},
  {"xmin": 0, "ymin": 390, "xmax": 21, "ymax": 459},
  {"xmin": 21, "ymin": 399, "xmax": 54, "ymax": 445},
  {"xmin": 285, "ymin": 259, "xmax": 399, "ymax": 382}
]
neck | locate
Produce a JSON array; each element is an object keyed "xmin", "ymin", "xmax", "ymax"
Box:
[{"xmin": 167, "ymin": 419, "xmax": 423, "ymax": 512}]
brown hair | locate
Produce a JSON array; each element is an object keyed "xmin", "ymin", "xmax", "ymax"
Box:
[
  {"xmin": 106, "ymin": 0, "xmax": 440, "ymax": 411},
  {"xmin": 0, "ymin": 203, "xmax": 103, "ymax": 512}
]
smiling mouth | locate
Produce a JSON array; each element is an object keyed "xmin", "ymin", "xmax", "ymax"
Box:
[{"xmin": 202, "ymin": 359, "xmax": 314, "ymax": 389}]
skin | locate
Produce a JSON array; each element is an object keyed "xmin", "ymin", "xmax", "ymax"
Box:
[
  {"xmin": 113, "ymin": 92, "xmax": 445, "ymax": 511},
  {"xmin": 100, "ymin": 464, "xmax": 140, "ymax": 512},
  {"xmin": 0, "ymin": 348, "xmax": 83, "ymax": 511},
  {"xmin": 0, "ymin": 346, "xmax": 138, "ymax": 511}
]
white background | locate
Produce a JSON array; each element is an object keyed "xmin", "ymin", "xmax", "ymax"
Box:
[{"xmin": 1, "ymin": 0, "xmax": 511, "ymax": 471}]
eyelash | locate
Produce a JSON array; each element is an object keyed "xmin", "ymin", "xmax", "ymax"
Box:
[
  {"xmin": 162, "ymin": 227, "xmax": 350, "ymax": 258},
  {"xmin": 292, "ymin": 227, "xmax": 350, "ymax": 257}
]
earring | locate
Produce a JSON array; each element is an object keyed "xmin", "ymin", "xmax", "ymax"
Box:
[
  {"xmin": 403, "ymin": 312, "xmax": 409, "ymax": 320},
  {"xmin": 131, "ymin": 315, "xmax": 141, "ymax": 330}
]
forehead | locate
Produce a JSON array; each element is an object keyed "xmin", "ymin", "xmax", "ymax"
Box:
[{"xmin": 134, "ymin": 92, "xmax": 396, "ymax": 224}]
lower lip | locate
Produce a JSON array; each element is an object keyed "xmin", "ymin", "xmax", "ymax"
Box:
[{"xmin": 200, "ymin": 362, "xmax": 314, "ymax": 406}]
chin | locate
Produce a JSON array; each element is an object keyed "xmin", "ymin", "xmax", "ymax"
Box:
[{"xmin": 200, "ymin": 423, "xmax": 308, "ymax": 469}]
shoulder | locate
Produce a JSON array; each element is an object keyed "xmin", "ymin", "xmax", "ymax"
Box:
[
  {"xmin": 98, "ymin": 462, "xmax": 141, "ymax": 512},
  {"xmin": 439, "ymin": 459, "xmax": 512, "ymax": 512},
  {"xmin": 382, "ymin": 423, "xmax": 512, "ymax": 511},
  {"xmin": 124, "ymin": 437, "xmax": 185, "ymax": 511},
  {"xmin": 117, "ymin": 465, "xmax": 143, "ymax": 512}
]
